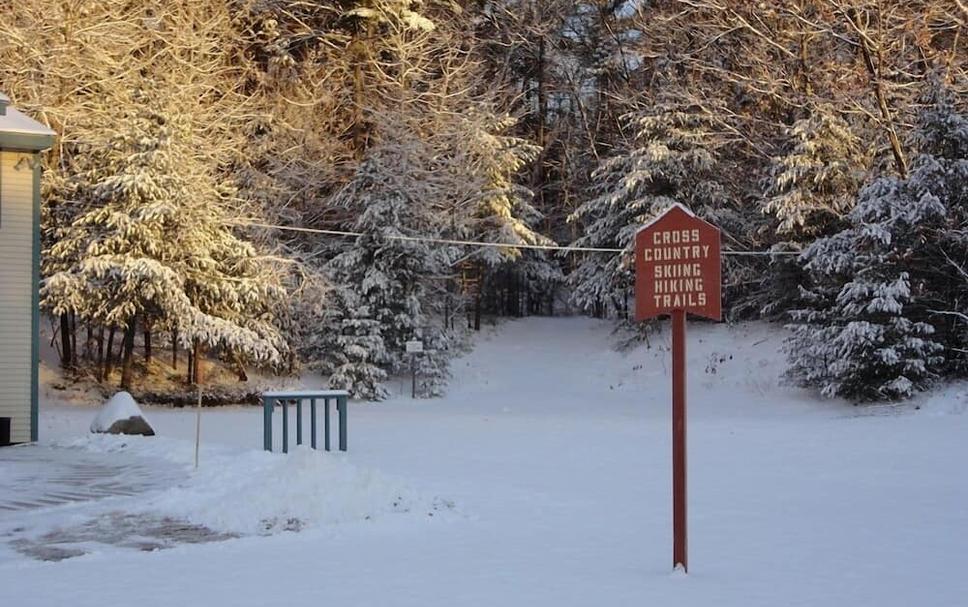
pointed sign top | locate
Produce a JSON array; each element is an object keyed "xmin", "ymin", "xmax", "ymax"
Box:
[{"xmin": 635, "ymin": 203, "xmax": 722, "ymax": 235}]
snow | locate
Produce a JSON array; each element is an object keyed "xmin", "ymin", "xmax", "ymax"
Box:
[
  {"xmin": 144, "ymin": 442, "xmax": 446, "ymax": 535},
  {"xmin": 4, "ymin": 317, "xmax": 968, "ymax": 607},
  {"xmin": 28, "ymin": 434, "xmax": 448, "ymax": 537},
  {"xmin": 89, "ymin": 391, "xmax": 148, "ymax": 433}
]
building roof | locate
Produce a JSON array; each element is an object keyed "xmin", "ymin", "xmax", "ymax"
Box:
[{"xmin": 0, "ymin": 92, "xmax": 55, "ymax": 151}]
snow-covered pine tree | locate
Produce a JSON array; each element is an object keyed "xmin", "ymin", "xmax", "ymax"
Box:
[
  {"xmin": 567, "ymin": 100, "xmax": 727, "ymax": 317},
  {"xmin": 412, "ymin": 327, "xmax": 451, "ymax": 398},
  {"xmin": 322, "ymin": 288, "xmax": 389, "ymax": 401},
  {"xmin": 911, "ymin": 83, "xmax": 968, "ymax": 374},
  {"xmin": 757, "ymin": 110, "xmax": 868, "ymax": 319},
  {"xmin": 453, "ymin": 111, "xmax": 552, "ymax": 263},
  {"xmin": 437, "ymin": 107, "xmax": 560, "ymax": 319},
  {"xmin": 43, "ymin": 105, "xmax": 287, "ymax": 386},
  {"xmin": 322, "ymin": 140, "xmax": 449, "ymax": 398},
  {"xmin": 764, "ymin": 107, "xmax": 869, "ymax": 237},
  {"xmin": 786, "ymin": 85, "xmax": 967, "ymax": 400},
  {"xmin": 787, "ymin": 269, "xmax": 943, "ymax": 400}
]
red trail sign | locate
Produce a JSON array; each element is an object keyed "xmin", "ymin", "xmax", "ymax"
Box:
[
  {"xmin": 635, "ymin": 203, "xmax": 721, "ymax": 322},
  {"xmin": 634, "ymin": 203, "xmax": 722, "ymax": 573}
]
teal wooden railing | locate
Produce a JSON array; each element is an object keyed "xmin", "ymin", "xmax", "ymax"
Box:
[{"xmin": 262, "ymin": 390, "xmax": 349, "ymax": 453}]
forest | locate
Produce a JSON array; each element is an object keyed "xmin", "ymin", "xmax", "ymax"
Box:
[{"xmin": 1, "ymin": 0, "xmax": 965, "ymax": 402}]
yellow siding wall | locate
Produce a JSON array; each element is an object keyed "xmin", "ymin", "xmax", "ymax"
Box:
[{"xmin": 0, "ymin": 150, "xmax": 34, "ymax": 443}]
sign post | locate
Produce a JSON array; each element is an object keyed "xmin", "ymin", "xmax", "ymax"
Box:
[
  {"xmin": 635, "ymin": 203, "xmax": 721, "ymax": 573},
  {"xmin": 405, "ymin": 340, "xmax": 424, "ymax": 399}
]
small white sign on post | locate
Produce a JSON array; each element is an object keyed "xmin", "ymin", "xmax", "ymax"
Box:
[{"xmin": 406, "ymin": 340, "xmax": 424, "ymax": 399}]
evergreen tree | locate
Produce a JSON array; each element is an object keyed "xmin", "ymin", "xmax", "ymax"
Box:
[
  {"xmin": 765, "ymin": 108, "xmax": 869, "ymax": 237},
  {"xmin": 458, "ymin": 110, "xmax": 562, "ymax": 314},
  {"xmin": 786, "ymin": 87, "xmax": 967, "ymax": 400},
  {"xmin": 412, "ymin": 327, "xmax": 451, "ymax": 397},
  {"xmin": 321, "ymin": 142, "xmax": 449, "ymax": 398},
  {"xmin": 43, "ymin": 106, "xmax": 286, "ymax": 386},
  {"xmin": 323, "ymin": 288, "xmax": 389, "ymax": 401},
  {"xmin": 757, "ymin": 109, "xmax": 870, "ymax": 318},
  {"xmin": 568, "ymin": 100, "xmax": 727, "ymax": 316},
  {"xmin": 455, "ymin": 111, "xmax": 549, "ymax": 266}
]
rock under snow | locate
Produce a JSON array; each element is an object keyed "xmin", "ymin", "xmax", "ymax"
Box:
[{"xmin": 90, "ymin": 392, "xmax": 155, "ymax": 436}]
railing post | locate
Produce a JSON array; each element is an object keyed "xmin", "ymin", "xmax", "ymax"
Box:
[
  {"xmin": 310, "ymin": 398, "xmax": 317, "ymax": 450},
  {"xmin": 324, "ymin": 397, "xmax": 331, "ymax": 452},
  {"xmin": 296, "ymin": 398, "xmax": 303, "ymax": 446},
  {"xmin": 282, "ymin": 398, "xmax": 289, "ymax": 454},
  {"xmin": 263, "ymin": 396, "xmax": 272, "ymax": 452},
  {"xmin": 338, "ymin": 395, "xmax": 347, "ymax": 452}
]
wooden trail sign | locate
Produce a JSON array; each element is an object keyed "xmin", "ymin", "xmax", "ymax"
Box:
[
  {"xmin": 634, "ymin": 203, "xmax": 722, "ymax": 573},
  {"xmin": 634, "ymin": 203, "xmax": 721, "ymax": 322}
]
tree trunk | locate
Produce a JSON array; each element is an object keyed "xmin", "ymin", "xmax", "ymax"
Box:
[
  {"xmin": 120, "ymin": 318, "xmax": 136, "ymax": 389},
  {"xmin": 531, "ymin": 34, "xmax": 547, "ymax": 216},
  {"xmin": 847, "ymin": 7, "xmax": 908, "ymax": 178},
  {"xmin": 143, "ymin": 319, "xmax": 152, "ymax": 364},
  {"xmin": 352, "ymin": 39, "xmax": 365, "ymax": 153},
  {"xmin": 59, "ymin": 313, "xmax": 72, "ymax": 370},
  {"xmin": 85, "ymin": 324, "xmax": 93, "ymax": 361},
  {"xmin": 96, "ymin": 326, "xmax": 105, "ymax": 373},
  {"xmin": 350, "ymin": 22, "xmax": 373, "ymax": 155},
  {"xmin": 187, "ymin": 344, "xmax": 194, "ymax": 384},
  {"xmin": 474, "ymin": 281, "xmax": 482, "ymax": 332},
  {"xmin": 192, "ymin": 340, "xmax": 204, "ymax": 385},
  {"xmin": 444, "ymin": 280, "xmax": 451, "ymax": 331},
  {"xmin": 69, "ymin": 312, "xmax": 78, "ymax": 367},
  {"xmin": 171, "ymin": 328, "xmax": 178, "ymax": 369},
  {"xmin": 104, "ymin": 326, "xmax": 117, "ymax": 382},
  {"xmin": 235, "ymin": 354, "xmax": 248, "ymax": 382}
]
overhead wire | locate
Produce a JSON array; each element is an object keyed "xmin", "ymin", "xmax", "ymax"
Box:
[{"xmin": 227, "ymin": 220, "xmax": 802, "ymax": 257}]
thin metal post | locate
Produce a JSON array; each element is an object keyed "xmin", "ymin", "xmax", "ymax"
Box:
[
  {"xmin": 194, "ymin": 389, "xmax": 202, "ymax": 469},
  {"xmin": 324, "ymin": 397, "xmax": 331, "ymax": 451},
  {"xmin": 338, "ymin": 396, "xmax": 347, "ymax": 451},
  {"xmin": 263, "ymin": 397, "xmax": 272, "ymax": 452},
  {"xmin": 310, "ymin": 398, "xmax": 317, "ymax": 449},
  {"xmin": 296, "ymin": 398, "xmax": 303, "ymax": 445},
  {"xmin": 282, "ymin": 398, "xmax": 289, "ymax": 454},
  {"xmin": 672, "ymin": 309, "xmax": 688, "ymax": 572}
]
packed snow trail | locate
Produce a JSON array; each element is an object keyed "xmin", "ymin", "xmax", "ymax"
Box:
[{"xmin": 5, "ymin": 317, "xmax": 968, "ymax": 607}]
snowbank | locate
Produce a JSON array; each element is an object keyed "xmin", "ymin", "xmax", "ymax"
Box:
[
  {"xmin": 52, "ymin": 433, "xmax": 452, "ymax": 536},
  {"xmin": 149, "ymin": 446, "xmax": 450, "ymax": 534},
  {"xmin": 90, "ymin": 391, "xmax": 154, "ymax": 434}
]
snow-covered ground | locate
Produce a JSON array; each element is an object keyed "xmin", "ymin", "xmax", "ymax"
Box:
[{"xmin": 3, "ymin": 317, "xmax": 967, "ymax": 607}]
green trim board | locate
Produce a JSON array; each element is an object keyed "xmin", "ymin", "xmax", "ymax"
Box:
[
  {"xmin": 0, "ymin": 132, "xmax": 54, "ymax": 152},
  {"xmin": 30, "ymin": 157, "xmax": 40, "ymax": 441}
]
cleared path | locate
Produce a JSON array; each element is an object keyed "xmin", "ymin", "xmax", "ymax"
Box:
[{"xmin": 0, "ymin": 444, "xmax": 183, "ymax": 512}]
